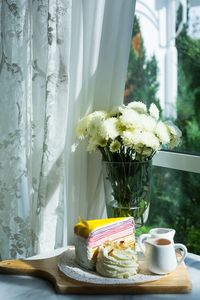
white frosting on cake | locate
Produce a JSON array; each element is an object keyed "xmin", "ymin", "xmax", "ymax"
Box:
[{"xmin": 96, "ymin": 242, "xmax": 139, "ymax": 278}]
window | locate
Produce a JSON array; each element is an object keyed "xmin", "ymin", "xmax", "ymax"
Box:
[{"xmin": 125, "ymin": 0, "xmax": 200, "ymax": 254}]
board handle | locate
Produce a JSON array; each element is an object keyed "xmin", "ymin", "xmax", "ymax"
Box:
[{"xmin": 0, "ymin": 259, "xmax": 39, "ymax": 276}]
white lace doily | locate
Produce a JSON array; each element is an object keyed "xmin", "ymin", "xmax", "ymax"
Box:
[{"xmin": 58, "ymin": 246, "xmax": 163, "ymax": 285}]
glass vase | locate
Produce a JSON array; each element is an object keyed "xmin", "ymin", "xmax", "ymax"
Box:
[{"xmin": 102, "ymin": 160, "xmax": 152, "ymax": 227}]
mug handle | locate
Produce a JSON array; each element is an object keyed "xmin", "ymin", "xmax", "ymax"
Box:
[
  {"xmin": 138, "ymin": 233, "xmax": 151, "ymax": 254},
  {"xmin": 174, "ymin": 243, "xmax": 188, "ymax": 265}
]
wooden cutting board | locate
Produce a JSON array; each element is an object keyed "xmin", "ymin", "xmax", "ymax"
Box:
[{"xmin": 0, "ymin": 251, "xmax": 192, "ymax": 294}]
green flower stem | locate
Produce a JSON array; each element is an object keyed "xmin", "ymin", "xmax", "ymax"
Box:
[{"xmin": 102, "ymin": 159, "xmax": 152, "ymax": 227}]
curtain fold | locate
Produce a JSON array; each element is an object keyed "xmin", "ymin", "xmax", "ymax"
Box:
[
  {"xmin": 65, "ymin": 0, "xmax": 136, "ymax": 243},
  {"xmin": 0, "ymin": 0, "xmax": 135, "ymax": 259}
]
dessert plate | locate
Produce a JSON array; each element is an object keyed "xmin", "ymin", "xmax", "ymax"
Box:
[{"xmin": 58, "ymin": 247, "xmax": 162, "ymax": 285}]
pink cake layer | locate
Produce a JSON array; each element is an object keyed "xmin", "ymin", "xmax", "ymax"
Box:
[{"xmin": 87, "ymin": 221, "xmax": 134, "ymax": 248}]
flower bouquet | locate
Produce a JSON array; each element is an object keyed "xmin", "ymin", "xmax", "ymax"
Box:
[{"xmin": 76, "ymin": 101, "xmax": 181, "ymax": 226}]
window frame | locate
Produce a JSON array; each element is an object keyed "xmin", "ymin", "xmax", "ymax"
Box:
[{"xmin": 152, "ymin": 151, "xmax": 200, "ymax": 174}]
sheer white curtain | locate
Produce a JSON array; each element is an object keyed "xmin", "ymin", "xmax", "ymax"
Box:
[
  {"xmin": 0, "ymin": 0, "xmax": 135, "ymax": 259},
  {"xmin": 0, "ymin": 0, "xmax": 71, "ymax": 259}
]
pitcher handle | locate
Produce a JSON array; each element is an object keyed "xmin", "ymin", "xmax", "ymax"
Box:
[
  {"xmin": 174, "ymin": 243, "xmax": 187, "ymax": 265},
  {"xmin": 138, "ymin": 233, "xmax": 151, "ymax": 254}
]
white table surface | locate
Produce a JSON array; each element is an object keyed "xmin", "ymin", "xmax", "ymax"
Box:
[{"xmin": 0, "ymin": 247, "xmax": 200, "ymax": 300}]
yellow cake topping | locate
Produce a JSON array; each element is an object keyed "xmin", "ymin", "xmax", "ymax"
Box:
[{"xmin": 74, "ymin": 217, "xmax": 130, "ymax": 238}]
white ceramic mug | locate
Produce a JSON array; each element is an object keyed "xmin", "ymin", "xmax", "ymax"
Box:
[
  {"xmin": 139, "ymin": 228, "xmax": 175, "ymax": 253},
  {"xmin": 141, "ymin": 237, "xmax": 187, "ymax": 274}
]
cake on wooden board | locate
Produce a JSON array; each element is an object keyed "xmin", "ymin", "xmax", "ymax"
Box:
[{"xmin": 74, "ymin": 217, "xmax": 136, "ymax": 271}]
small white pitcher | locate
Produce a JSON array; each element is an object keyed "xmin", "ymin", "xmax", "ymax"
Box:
[
  {"xmin": 141, "ymin": 237, "xmax": 187, "ymax": 274},
  {"xmin": 139, "ymin": 228, "xmax": 175, "ymax": 253}
]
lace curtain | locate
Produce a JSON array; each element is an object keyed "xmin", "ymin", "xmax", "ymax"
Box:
[{"xmin": 0, "ymin": 0, "xmax": 135, "ymax": 259}]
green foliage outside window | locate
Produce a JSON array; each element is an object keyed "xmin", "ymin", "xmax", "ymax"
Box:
[
  {"xmin": 176, "ymin": 28, "xmax": 200, "ymax": 153},
  {"xmin": 125, "ymin": 17, "xmax": 161, "ymax": 112}
]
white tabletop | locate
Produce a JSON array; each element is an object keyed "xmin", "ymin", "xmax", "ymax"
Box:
[{"xmin": 0, "ymin": 248, "xmax": 200, "ymax": 300}]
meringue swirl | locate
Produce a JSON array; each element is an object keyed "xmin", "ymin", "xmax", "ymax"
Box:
[{"xmin": 96, "ymin": 242, "xmax": 139, "ymax": 279}]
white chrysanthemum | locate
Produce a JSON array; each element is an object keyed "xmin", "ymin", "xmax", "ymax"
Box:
[
  {"xmin": 109, "ymin": 140, "xmax": 121, "ymax": 153},
  {"xmin": 76, "ymin": 116, "xmax": 90, "ymax": 138},
  {"xmin": 149, "ymin": 103, "xmax": 159, "ymax": 120},
  {"xmin": 165, "ymin": 121, "xmax": 182, "ymax": 138},
  {"xmin": 100, "ymin": 118, "xmax": 120, "ymax": 140},
  {"xmin": 97, "ymin": 137, "xmax": 107, "ymax": 148},
  {"xmin": 122, "ymin": 129, "xmax": 160, "ymax": 155},
  {"xmin": 87, "ymin": 116, "xmax": 103, "ymax": 137},
  {"xmin": 140, "ymin": 114, "xmax": 157, "ymax": 132},
  {"xmin": 118, "ymin": 104, "xmax": 127, "ymax": 114},
  {"xmin": 121, "ymin": 129, "xmax": 137, "ymax": 147},
  {"xmin": 165, "ymin": 121, "xmax": 182, "ymax": 149},
  {"xmin": 89, "ymin": 110, "xmax": 107, "ymax": 119},
  {"xmin": 122, "ymin": 128, "xmax": 160, "ymax": 151},
  {"xmin": 155, "ymin": 121, "xmax": 171, "ymax": 144},
  {"xmin": 168, "ymin": 138, "xmax": 181, "ymax": 149},
  {"xmin": 76, "ymin": 102, "xmax": 182, "ymax": 159},
  {"xmin": 87, "ymin": 138, "xmax": 97, "ymax": 153},
  {"xmin": 135, "ymin": 130, "xmax": 160, "ymax": 150},
  {"xmin": 127, "ymin": 101, "xmax": 147, "ymax": 114},
  {"xmin": 76, "ymin": 111, "xmax": 106, "ymax": 139},
  {"xmin": 120, "ymin": 108, "xmax": 140, "ymax": 129},
  {"xmin": 86, "ymin": 135, "xmax": 107, "ymax": 152}
]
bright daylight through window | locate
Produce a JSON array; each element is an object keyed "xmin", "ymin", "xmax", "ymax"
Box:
[{"xmin": 124, "ymin": 0, "xmax": 200, "ymax": 254}]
